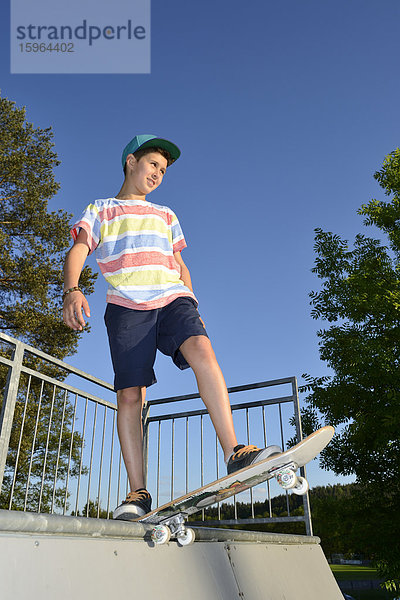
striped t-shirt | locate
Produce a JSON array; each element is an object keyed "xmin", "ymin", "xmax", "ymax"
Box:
[{"xmin": 71, "ymin": 197, "xmax": 198, "ymax": 310}]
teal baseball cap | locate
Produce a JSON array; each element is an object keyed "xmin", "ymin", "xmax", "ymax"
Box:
[{"xmin": 121, "ymin": 134, "xmax": 181, "ymax": 169}]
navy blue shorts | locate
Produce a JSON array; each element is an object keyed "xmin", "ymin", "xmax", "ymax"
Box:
[{"xmin": 104, "ymin": 297, "xmax": 208, "ymax": 391}]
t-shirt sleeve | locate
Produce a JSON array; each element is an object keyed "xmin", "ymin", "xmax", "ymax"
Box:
[
  {"xmin": 70, "ymin": 203, "xmax": 101, "ymax": 255},
  {"xmin": 170, "ymin": 210, "xmax": 187, "ymax": 253}
]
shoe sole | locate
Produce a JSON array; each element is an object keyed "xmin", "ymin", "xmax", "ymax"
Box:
[
  {"xmin": 250, "ymin": 445, "xmax": 282, "ymax": 465},
  {"xmin": 113, "ymin": 504, "xmax": 150, "ymax": 520}
]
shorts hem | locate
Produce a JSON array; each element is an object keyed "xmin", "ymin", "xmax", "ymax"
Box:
[
  {"xmin": 172, "ymin": 331, "xmax": 209, "ymax": 370},
  {"xmin": 114, "ymin": 369, "xmax": 156, "ymax": 392}
]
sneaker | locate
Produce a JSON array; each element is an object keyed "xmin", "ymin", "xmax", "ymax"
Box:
[
  {"xmin": 113, "ymin": 488, "xmax": 152, "ymax": 520},
  {"xmin": 227, "ymin": 444, "xmax": 282, "ymax": 475}
]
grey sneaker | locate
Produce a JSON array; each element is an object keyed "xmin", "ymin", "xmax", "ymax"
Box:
[
  {"xmin": 113, "ymin": 488, "xmax": 152, "ymax": 521},
  {"xmin": 227, "ymin": 444, "xmax": 282, "ymax": 475}
]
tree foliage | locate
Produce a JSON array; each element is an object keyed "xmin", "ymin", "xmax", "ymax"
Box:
[
  {"xmin": 0, "ymin": 93, "xmax": 97, "ymax": 358},
  {"xmin": 0, "ymin": 94, "xmax": 97, "ymax": 515},
  {"xmin": 302, "ymin": 148, "xmax": 400, "ymax": 590}
]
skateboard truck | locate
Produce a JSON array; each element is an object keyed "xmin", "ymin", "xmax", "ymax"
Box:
[
  {"xmin": 150, "ymin": 513, "xmax": 195, "ymax": 546},
  {"xmin": 270, "ymin": 461, "xmax": 309, "ymax": 495}
]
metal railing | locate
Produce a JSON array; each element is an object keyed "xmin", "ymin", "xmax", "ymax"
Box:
[
  {"xmin": 0, "ymin": 332, "xmax": 119, "ymax": 518},
  {"xmin": 0, "ymin": 332, "xmax": 312, "ymax": 534}
]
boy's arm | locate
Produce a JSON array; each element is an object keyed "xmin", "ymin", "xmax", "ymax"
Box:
[
  {"xmin": 174, "ymin": 251, "xmax": 205, "ymax": 327},
  {"xmin": 174, "ymin": 251, "xmax": 193, "ymax": 292},
  {"xmin": 63, "ymin": 229, "xmax": 91, "ymax": 331}
]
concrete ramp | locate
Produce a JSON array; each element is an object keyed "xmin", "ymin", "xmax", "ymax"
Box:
[{"xmin": 0, "ymin": 509, "xmax": 341, "ymax": 599}]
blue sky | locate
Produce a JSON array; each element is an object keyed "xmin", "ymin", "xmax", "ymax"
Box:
[{"xmin": 1, "ymin": 0, "xmax": 400, "ymax": 491}]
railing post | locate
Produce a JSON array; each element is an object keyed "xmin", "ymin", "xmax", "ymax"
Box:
[
  {"xmin": 142, "ymin": 402, "xmax": 150, "ymax": 489},
  {"xmin": 291, "ymin": 376, "xmax": 313, "ymax": 536},
  {"xmin": 291, "ymin": 376, "xmax": 303, "ymax": 442},
  {"xmin": 0, "ymin": 340, "xmax": 24, "ymax": 494}
]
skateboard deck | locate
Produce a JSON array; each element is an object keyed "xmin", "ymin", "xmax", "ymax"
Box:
[{"xmin": 137, "ymin": 425, "xmax": 334, "ymax": 545}]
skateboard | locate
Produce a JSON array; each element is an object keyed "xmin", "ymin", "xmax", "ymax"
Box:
[{"xmin": 137, "ymin": 425, "xmax": 334, "ymax": 546}]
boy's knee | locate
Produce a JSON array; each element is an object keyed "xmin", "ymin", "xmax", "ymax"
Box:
[
  {"xmin": 180, "ymin": 335, "xmax": 215, "ymax": 363},
  {"xmin": 117, "ymin": 386, "xmax": 143, "ymax": 408}
]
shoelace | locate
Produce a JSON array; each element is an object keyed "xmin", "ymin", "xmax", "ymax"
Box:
[
  {"xmin": 125, "ymin": 489, "xmax": 150, "ymax": 502},
  {"xmin": 231, "ymin": 444, "xmax": 260, "ymax": 461}
]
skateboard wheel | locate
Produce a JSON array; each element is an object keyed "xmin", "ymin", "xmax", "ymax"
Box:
[
  {"xmin": 292, "ymin": 476, "xmax": 309, "ymax": 495},
  {"xmin": 151, "ymin": 525, "xmax": 171, "ymax": 545},
  {"xmin": 275, "ymin": 467, "xmax": 298, "ymax": 490},
  {"xmin": 177, "ymin": 527, "xmax": 195, "ymax": 546}
]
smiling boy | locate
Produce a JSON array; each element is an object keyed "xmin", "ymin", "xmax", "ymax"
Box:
[{"xmin": 63, "ymin": 134, "xmax": 281, "ymax": 520}]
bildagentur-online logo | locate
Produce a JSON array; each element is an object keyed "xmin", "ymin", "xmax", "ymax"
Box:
[{"xmin": 16, "ymin": 19, "xmax": 146, "ymax": 46}]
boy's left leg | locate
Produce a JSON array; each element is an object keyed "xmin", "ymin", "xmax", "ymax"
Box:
[
  {"xmin": 179, "ymin": 335, "xmax": 282, "ymax": 471},
  {"xmin": 158, "ymin": 297, "xmax": 282, "ymax": 474},
  {"xmin": 179, "ymin": 335, "xmax": 237, "ymax": 462}
]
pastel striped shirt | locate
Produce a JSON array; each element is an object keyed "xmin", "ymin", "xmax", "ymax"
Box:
[{"xmin": 71, "ymin": 197, "xmax": 198, "ymax": 310}]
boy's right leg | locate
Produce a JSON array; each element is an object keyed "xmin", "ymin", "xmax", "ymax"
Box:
[
  {"xmin": 104, "ymin": 303, "xmax": 157, "ymax": 519},
  {"xmin": 116, "ymin": 385, "xmax": 146, "ymax": 491},
  {"xmin": 113, "ymin": 385, "xmax": 153, "ymax": 519}
]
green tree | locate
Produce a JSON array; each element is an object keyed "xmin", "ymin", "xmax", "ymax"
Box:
[
  {"xmin": 302, "ymin": 148, "xmax": 400, "ymax": 590},
  {"xmin": 0, "ymin": 93, "xmax": 97, "ymax": 358},
  {"xmin": 77, "ymin": 499, "xmax": 109, "ymax": 520},
  {"xmin": 0, "ymin": 94, "xmax": 97, "ymax": 513}
]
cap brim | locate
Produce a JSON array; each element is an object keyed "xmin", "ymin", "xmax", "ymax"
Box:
[{"xmin": 138, "ymin": 137, "xmax": 181, "ymax": 163}]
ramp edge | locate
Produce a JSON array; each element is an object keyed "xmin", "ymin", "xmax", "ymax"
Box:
[{"xmin": 0, "ymin": 509, "xmax": 320, "ymax": 544}]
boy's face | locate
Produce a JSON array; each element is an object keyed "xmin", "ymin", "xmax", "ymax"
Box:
[{"xmin": 127, "ymin": 151, "xmax": 168, "ymax": 196}]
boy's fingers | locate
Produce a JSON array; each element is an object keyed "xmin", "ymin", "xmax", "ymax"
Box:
[
  {"xmin": 64, "ymin": 308, "xmax": 83, "ymax": 331},
  {"xmin": 82, "ymin": 297, "xmax": 91, "ymax": 318},
  {"xmin": 74, "ymin": 307, "xmax": 86, "ymax": 329},
  {"xmin": 63, "ymin": 292, "xmax": 89, "ymax": 331}
]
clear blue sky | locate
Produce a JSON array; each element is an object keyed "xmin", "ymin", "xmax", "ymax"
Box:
[{"xmin": 1, "ymin": 0, "xmax": 400, "ymax": 491}]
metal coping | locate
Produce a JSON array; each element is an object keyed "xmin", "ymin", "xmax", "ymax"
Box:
[{"xmin": 0, "ymin": 509, "xmax": 320, "ymax": 545}]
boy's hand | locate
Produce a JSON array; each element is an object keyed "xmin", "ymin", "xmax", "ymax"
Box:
[{"xmin": 63, "ymin": 291, "xmax": 91, "ymax": 331}]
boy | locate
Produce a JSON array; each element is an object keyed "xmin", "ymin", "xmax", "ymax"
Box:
[{"xmin": 63, "ymin": 134, "xmax": 281, "ymax": 520}]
